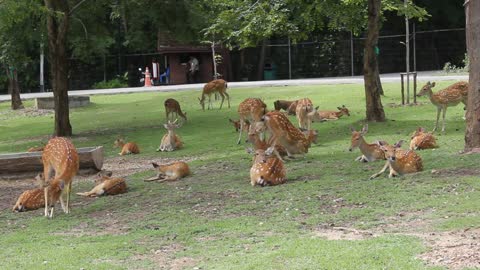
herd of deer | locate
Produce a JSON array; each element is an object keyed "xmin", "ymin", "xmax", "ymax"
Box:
[{"xmin": 12, "ymin": 79, "xmax": 468, "ymax": 218}]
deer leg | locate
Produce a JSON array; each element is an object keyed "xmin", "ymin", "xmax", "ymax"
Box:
[
  {"xmin": 224, "ymin": 92, "xmax": 231, "ymax": 108},
  {"xmin": 237, "ymin": 120, "xmax": 244, "ymax": 144},
  {"xmin": 44, "ymin": 187, "xmax": 49, "ymax": 217},
  {"xmin": 441, "ymin": 106, "xmax": 447, "ymax": 133},
  {"xmin": 49, "ymin": 206, "xmax": 55, "ymax": 218},
  {"xmin": 65, "ymin": 181, "xmax": 72, "ymax": 214},
  {"xmin": 433, "ymin": 107, "xmax": 441, "ymax": 132},
  {"xmin": 219, "ymin": 92, "xmax": 225, "ymax": 110},
  {"xmin": 388, "ymin": 168, "xmax": 400, "ymax": 178},
  {"xmin": 208, "ymin": 95, "xmax": 212, "ymax": 110},
  {"xmin": 59, "ymin": 191, "xmax": 67, "ymax": 213},
  {"xmin": 369, "ymin": 161, "xmax": 390, "ymax": 179},
  {"xmin": 145, "ymin": 173, "xmax": 163, "ymax": 182}
]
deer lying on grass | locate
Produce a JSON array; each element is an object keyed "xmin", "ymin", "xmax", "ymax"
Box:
[
  {"xmin": 76, "ymin": 171, "xmax": 127, "ymax": 197},
  {"xmin": 114, "ymin": 138, "xmax": 140, "ymax": 155},
  {"xmin": 295, "ymin": 98, "xmax": 314, "ymax": 130},
  {"xmin": 229, "ymin": 118, "xmax": 250, "ymax": 133},
  {"xmin": 410, "ymin": 127, "xmax": 438, "ymax": 150},
  {"xmin": 416, "ymin": 81, "xmax": 468, "ymax": 132},
  {"xmin": 247, "ymin": 146, "xmax": 286, "ymax": 186},
  {"xmin": 145, "ymin": 161, "xmax": 190, "ymax": 182},
  {"xmin": 27, "ymin": 144, "xmax": 45, "ymax": 152},
  {"xmin": 318, "ymin": 105, "xmax": 350, "ymax": 120},
  {"xmin": 12, "ymin": 174, "xmax": 63, "ymax": 212},
  {"xmin": 41, "ymin": 137, "xmax": 79, "ymax": 218},
  {"xmin": 164, "ymin": 98, "xmax": 187, "ymax": 122},
  {"xmin": 370, "ymin": 140, "xmax": 423, "ymax": 179},
  {"xmin": 274, "ymin": 100, "xmax": 297, "ymax": 115},
  {"xmin": 237, "ymin": 98, "xmax": 267, "ymax": 144},
  {"xmin": 157, "ymin": 119, "xmax": 183, "ymax": 152},
  {"xmin": 199, "ymin": 79, "xmax": 230, "ymax": 111},
  {"xmin": 349, "ymin": 125, "xmax": 387, "ymax": 162}
]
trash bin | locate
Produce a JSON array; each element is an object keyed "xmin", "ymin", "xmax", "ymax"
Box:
[{"xmin": 263, "ymin": 63, "xmax": 276, "ymax": 80}]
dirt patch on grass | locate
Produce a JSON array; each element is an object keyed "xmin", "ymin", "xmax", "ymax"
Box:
[
  {"xmin": 0, "ymin": 108, "xmax": 54, "ymax": 121},
  {"xmin": 314, "ymin": 226, "xmax": 377, "ymax": 240},
  {"xmin": 132, "ymin": 243, "xmax": 199, "ymax": 270},
  {"xmin": 431, "ymin": 167, "xmax": 480, "ymax": 177}
]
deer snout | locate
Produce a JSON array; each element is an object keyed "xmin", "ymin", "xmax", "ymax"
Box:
[{"xmin": 389, "ymin": 156, "xmax": 396, "ymax": 161}]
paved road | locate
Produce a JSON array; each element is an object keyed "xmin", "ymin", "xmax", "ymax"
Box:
[{"xmin": 0, "ymin": 71, "xmax": 468, "ymax": 102}]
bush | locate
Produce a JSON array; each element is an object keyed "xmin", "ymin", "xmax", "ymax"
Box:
[
  {"xmin": 443, "ymin": 53, "xmax": 469, "ymax": 73},
  {"xmin": 92, "ymin": 72, "xmax": 128, "ymax": 89}
]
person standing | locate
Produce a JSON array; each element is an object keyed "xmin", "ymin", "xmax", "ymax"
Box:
[{"xmin": 187, "ymin": 56, "xmax": 199, "ymax": 83}]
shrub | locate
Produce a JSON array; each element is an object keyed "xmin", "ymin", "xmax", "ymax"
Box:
[
  {"xmin": 92, "ymin": 72, "xmax": 128, "ymax": 89},
  {"xmin": 443, "ymin": 53, "xmax": 469, "ymax": 73}
]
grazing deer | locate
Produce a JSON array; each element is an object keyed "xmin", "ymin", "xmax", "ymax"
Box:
[
  {"xmin": 349, "ymin": 125, "xmax": 386, "ymax": 162},
  {"xmin": 229, "ymin": 118, "xmax": 250, "ymax": 133},
  {"xmin": 318, "ymin": 105, "xmax": 351, "ymax": 120},
  {"xmin": 246, "ymin": 124, "xmax": 288, "ymax": 161},
  {"xmin": 145, "ymin": 161, "xmax": 190, "ymax": 182},
  {"xmin": 247, "ymin": 146, "xmax": 286, "ymax": 186},
  {"xmin": 273, "ymin": 100, "xmax": 296, "ymax": 114},
  {"xmin": 295, "ymin": 98, "xmax": 314, "ymax": 130},
  {"xmin": 76, "ymin": 173, "xmax": 127, "ymax": 197},
  {"xmin": 164, "ymin": 98, "xmax": 187, "ymax": 122},
  {"xmin": 237, "ymin": 98, "xmax": 267, "ymax": 144},
  {"xmin": 157, "ymin": 119, "xmax": 183, "ymax": 152},
  {"xmin": 199, "ymin": 79, "xmax": 230, "ymax": 110},
  {"xmin": 114, "ymin": 138, "xmax": 140, "ymax": 155},
  {"xmin": 12, "ymin": 174, "xmax": 64, "ymax": 212},
  {"xmin": 41, "ymin": 137, "xmax": 79, "ymax": 217},
  {"xmin": 416, "ymin": 81, "xmax": 468, "ymax": 132},
  {"xmin": 370, "ymin": 140, "xmax": 423, "ymax": 179},
  {"xmin": 409, "ymin": 127, "xmax": 438, "ymax": 150}
]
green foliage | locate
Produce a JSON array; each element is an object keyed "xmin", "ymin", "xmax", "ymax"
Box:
[
  {"xmin": 443, "ymin": 53, "xmax": 469, "ymax": 73},
  {"xmin": 92, "ymin": 72, "xmax": 129, "ymax": 89}
]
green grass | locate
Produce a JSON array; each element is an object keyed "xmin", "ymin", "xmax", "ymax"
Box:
[{"xmin": 0, "ymin": 81, "xmax": 478, "ymax": 269}]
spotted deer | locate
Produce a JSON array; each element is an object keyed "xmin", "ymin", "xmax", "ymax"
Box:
[
  {"xmin": 157, "ymin": 119, "xmax": 183, "ymax": 152},
  {"xmin": 199, "ymin": 79, "xmax": 230, "ymax": 111},
  {"xmin": 164, "ymin": 98, "xmax": 187, "ymax": 122},
  {"xmin": 416, "ymin": 81, "xmax": 468, "ymax": 132},
  {"xmin": 295, "ymin": 98, "xmax": 314, "ymax": 130},
  {"xmin": 246, "ymin": 146, "xmax": 286, "ymax": 186},
  {"xmin": 12, "ymin": 174, "xmax": 64, "ymax": 212},
  {"xmin": 273, "ymin": 100, "xmax": 296, "ymax": 114},
  {"xmin": 246, "ymin": 123, "xmax": 288, "ymax": 161},
  {"xmin": 76, "ymin": 172, "xmax": 127, "ymax": 197},
  {"xmin": 41, "ymin": 137, "xmax": 79, "ymax": 218},
  {"xmin": 317, "ymin": 105, "xmax": 350, "ymax": 120},
  {"xmin": 145, "ymin": 161, "xmax": 190, "ymax": 182},
  {"xmin": 229, "ymin": 118, "xmax": 250, "ymax": 133},
  {"xmin": 349, "ymin": 125, "xmax": 387, "ymax": 162},
  {"xmin": 409, "ymin": 127, "xmax": 438, "ymax": 150},
  {"xmin": 370, "ymin": 140, "xmax": 423, "ymax": 179},
  {"xmin": 114, "ymin": 138, "xmax": 140, "ymax": 155},
  {"xmin": 236, "ymin": 98, "xmax": 267, "ymax": 144}
]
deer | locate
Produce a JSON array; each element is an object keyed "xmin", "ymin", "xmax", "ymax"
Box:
[
  {"xmin": 409, "ymin": 127, "xmax": 438, "ymax": 150},
  {"xmin": 157, "ymin": 119, "xmax": 183, "ymax": 152},
  {"xmin": 41, "ymin": 137, "xmax": 79, "ymax": 218},
  {"xmin": 145, "ymin": 161, "xmax": 190, "ymax": 182},
  {"xmin": 349, "ymin": 125, "xmax": 387, "ymax": 162},
  {"xmin": 246, "ymin": 146, "xmax": 286, "ymax": 186},
  {"xmin": 164, "ymin": 98, "xmax": 187, "ymax": 122},
  {"xmin": 27, "ymin": 143, "xmax": 45, "ymax": 152},
  {"xmin": 198, "ymin": 79, "xmax": 230, "ymax": 111},
  {"xmin": 317, "ymin": 105, "xmax": 351, "ymax": 120},
  {"xmin": 273, "ymin": 100, "xmax": 296, "ymax": 115},
  {"xmin": 76, "ymin": 172, "xmax": 127, "ymax": 197},
  {"xmin": 229, "ymin": 118, "xmax": 250, "ymax": 133},
  {"xmin": 246, "ymin": 123, "xmax": 288, "ymax": 161},
  {"xmin": 12, "ymin": 174, "xmax": 64, "ymax": 212},
  {"xmin": 236, "ymin": 98, "xmax": 267, "ymax": 144},
  {"xmin": 416, "ymin": 81, "xmax": 468, "ymax": 133},
  {"xmin": 295, "ymin": 98, "xmax": 314, "ymax": 130},
  {"xmin": 370, "ymin": 140, "xmax": 423, "ymax": 179},
  {"xmin": 114, "ymin": 138, "xmax": 140, "ymax": 155}
]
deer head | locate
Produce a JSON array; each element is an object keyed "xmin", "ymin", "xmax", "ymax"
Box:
[
  {"xmin": 198, "ymin": 97, "xmax": 205, "ymax": 111},
  {"xmin": 411, "ymin": 127, "xmax": 426, "ymax": 139},
  {"xmin": 417, "ymin": 81, "xmax": 436, "ymax": 97},
  {"xmin": 113, "ymin": 138, "xmax": 125, "ymax": 148},
  {"xmin": 378, "ymin": 140, "xmax": 404, "ymax": 162},
  {"xmin": 349, "ymin": 125, "xmax": 368, "ymax": 151},
  {"xmin": 337, "ymin": 105, "xmax": 350, "ymax": 116},
  {"xmin": 246, "ymin": 146, "xmax": 275, "ymax": 164}
]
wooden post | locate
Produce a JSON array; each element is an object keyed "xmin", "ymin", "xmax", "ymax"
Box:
[
  {"xmin": 413, "ymin": 72, "xmax": 417, "ymax": 104},
  {"xmin": 400, "ymin": 73, "xmax": 405, "ymax": 105}
]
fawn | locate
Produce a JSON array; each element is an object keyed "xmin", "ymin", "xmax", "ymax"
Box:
[
  {"xmin": 295, "ymin": 98, "xmax": 314, "ymax": 130},
  {"xmin": 12, "ymin": 174, "xmax": 64, "ymax": 212},
  {"xmin": 229, "ymin": 118, "xmax": 250, "ymax": 133},
  {"xmin": 247, "ymin": 146, "xmax": 286, "ymax": 186},
  {"xmin": 237, "ymin": 98, "xmax": 267, "ymax": 144},
  {"xmin": 157, "ymin": 119, "xmax": 183, "ymax": 152},
  {"xmin": 349, "ymin": 125, "xmax": 387, "ymax": 162},
  {"xmin": 246, "ymin": 123, "xmax": 288, "ymax": 161},
  {"xmin": 27, "ymin": 144, "xmax": 45, "ymax": 152},
  {"xmin": 317, "ymin": 105, "xmax": 350, "ymax": 120},
  {"xmin": 114, "ymin": 138, "xmax": 140, "ymax": 155},
  {"xmin": 41, "ymin": 137, "xmax": 79, "ymax": 217},
  {"xmin": 199, "ymin": 79, "xmax": 230, "ymax": 110},
  {"xmin": 409, "ymin": 127, "xmax": 438, "ymax": 150},
  {"xmin": 274, "ymin": 100, "xmax": 296, "ymax": 115},
  {"xmin": 145, "ymin": 161, "xmax": 190, "ymax": 182},
  {"xmin": 164, "ymin": 98, "xmax": 187, "ymax": 122},
  {"xmin": 370, "ymin": 140, "xmax": 423, "ymax": 179},
  {"xmin": 416, "ymin": 81, "xmax": 468, "ymax": 132},
  {"xmin": 76, "ymin": 172, "xmax": 127, "ymax": 197}
]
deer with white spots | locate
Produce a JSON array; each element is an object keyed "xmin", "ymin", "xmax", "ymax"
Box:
[
  {"xmin": 236, "ymin": 98, "xmax": 267, "ymax": 144},
  {"xmin": 295, "ymin": 98, "xmax": 314, "ymax": 130},
  {"xmin": 370, "ymin": 140, "xmax": 423, "ymax": 179},
  {"xmin": 247, "ymin": 146, "xmax": 286, "ymax": 186},
  {"xmin": 349, "ymin": 124, "xmax": 387, "ymax": 162},
  {"xmin": 41, "ymin": 137, "xmax": 79, "ymax": 218},
  {"xmin": 12, "ymin": 174, "xmax": 64, "ymax": 212},
  {"xmin": 409, "ymin": 127, "xmax": 438, "ymax": 150}
]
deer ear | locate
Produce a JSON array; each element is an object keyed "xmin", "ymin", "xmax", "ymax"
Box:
[
  {"xmin": 59, "ymin": 181, "xmax": 65, "ymax": 190},
  {"xmin": 229, "ymin": 118, "xmax": 233, "ymax": 123},
  {"xmin": 152, "ymin": 162, "xmax": 159, "ymax": 168},
  {"xmin": 419, "ymin": 127, "xmax": 426, "ymax": 132},
  {"xmin": 163, "ymin": 124, "xmax": 169, "ymax": 129},
  {"xmin": 245, "ymin": 147, "xmax": 255, "ymax": 154},
  {"xmin": 265, "ymin": 146, "xmax": 275, "ymax": 156},
  {"xmin": 362, "ymin": 124, "xmax": 368, "ymax": 134},
  {"xmin": 350, "ymin": 126, "xmax": 356, "ymax": 132},
  {"xmin": 315, "ymin": 106, "xmax": 319, "ymax": 111},
  {"xmin": 337, "ymin": 107, "xmax": 342, "ymax": 110},
  {"xmin": 394, "ymin": 140, "xmax": 405, "ymax": 148},
  {"xmin": 342, "ymin": 105, "xmax": 346, "ymax": 108},
  {"xmin": 431, "ymin": 82, "xmax": 436, "ymax": 87}
]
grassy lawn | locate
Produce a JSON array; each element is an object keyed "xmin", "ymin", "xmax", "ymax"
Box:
[{"xmin": 0, "ymin": 81, "xmax": 478, "ymax": 270}]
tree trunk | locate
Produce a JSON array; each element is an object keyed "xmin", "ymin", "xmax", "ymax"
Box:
[
  {"xmin": 44, "ymin": 0, "xmax": 72, "ymax": 136},
  {"xmin": 375, "ymin": 59, "xmax": 384, "ymax": 95},
  {"xmin": 363, "ymin": 0, "xmax": 385, "ymax": 122},
  {"xmin": 464, "ymin": 0, "xmax": 480, "ymax": 151},
  {"xmin": 256, "ymin": 40, "xmax": 267, "ymax": 81},
  {"xmin": 5, "ymin": 67, "xmax": 24, "ymax": 110}
]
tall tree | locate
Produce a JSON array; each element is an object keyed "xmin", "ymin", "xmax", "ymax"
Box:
[{"xmin": 464, "ymin": 0, "xmax": 480, "ymax": 151}]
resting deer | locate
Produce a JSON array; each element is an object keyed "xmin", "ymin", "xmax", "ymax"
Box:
[
  {"xmin": 12, "ymin": 174, "xmax": 63, "ymax": 212},
  {"xmin": 157, "ymin": 119, "xmax": 183, "ymax": 152},
  {"xmin": 317, "ymin": 105, "xmax": 350, "ymax": 120},
  {"xmin": 199, "ymin": 79, "xmax": 230, "ymax": 110},
  {"xmin": 76, "ymin": 172, "xmax": 127, "ymax": 197},
  {"xmin": 237, "ymin": 98, "xmax": 267, "ymax": 144},
  {"xmin": 410, "ymin": 127, "xmax": 438, "ymax": 150},
  {"xmin": 145, "ymin": 161, "xmax": 190, "ymax": 182},
  {"xmin": 247, "ymin": 123, "xmax": 288, "ymax": 161},
  {"xmin": 273, "ymin": 100, "xmax": 296, "ymax": 114},
  {"xmin": 27, "ymin": 144, "xmax": 45, "ymax": 152},
  {"xmin": 164, "ymin": 98, "xmax": 187, "ymax": 122},
  {"xmin": 114, "ymin": 138, "xmax": 140, "ymax": 155},
  {"xmin": 41, "ymin": 137, "xmax": 79, "ymax": 218},
  {"xmin": 295, "ymin": 98, "xmax": 314, "ymax": 130},
  {"xmin": 370, "ymin": 140, "xmax": 423, "ymax": 179},
  {"xmin": 247, "ymin": 146, "xmax": 286, "ymax": 186},
  {"xmin": 349, "ymin": 125, "xmax": 386, "ymax": 162},
  {"xmin": 416, "ymin": 81, "xmax": 468, "ymax": 132},
  {"xmin": 229, "ymin": 118, "xmax": 250, "ymax": 133}
]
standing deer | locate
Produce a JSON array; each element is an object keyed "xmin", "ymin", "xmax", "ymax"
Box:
[
  {"xmin": 41, "ymin": 137, "xmax": 79, "ymax": 218},
  {"xmin": 199, "ymin": 79, "xmax": 230, "ymax": 110},
  {"xmin": 409, "ymin": 127, "xmax": 438, "ymax": 150},
  {"xmin": 145, "ymin": 161, "xmax": 190, "ymax": 182},
  {"xmin": 237, "ymin": 98, "xmax": 267, "ymax": 144},
  {"xmin": 416, "ymin": 81, "xmax": 468, "ymax": 132},
  {"xmin": 247, "ymin": 146, "xmax": 286, "ymax": 186},
  {"xmin": 76, "ymin": 172, "xmax": 127, "ymax": 197},
  {"xmin": 164, "ymin": 98, "xmax": 187, "ymax": 122},
  {"xmin": 12, "ymin": 174, "xmax": 64, "ymax": 212},
  {"xmin": 157, "ymin": 119, "xmax": 183, "ymax": 152},
  {"xmin": 370, "ymin": 140, "xmax": 423, "ymax": 179},
  {"xmin": 295, "ymin": 98, "xmax": 314, "ymax": 130},
  {"xmin": 114, "ymin": 138, "xmax": 140, "ymax": 155},
  {"xmin": 349, "ymin": 125, "xmax": 387, "ymax": 162}
]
